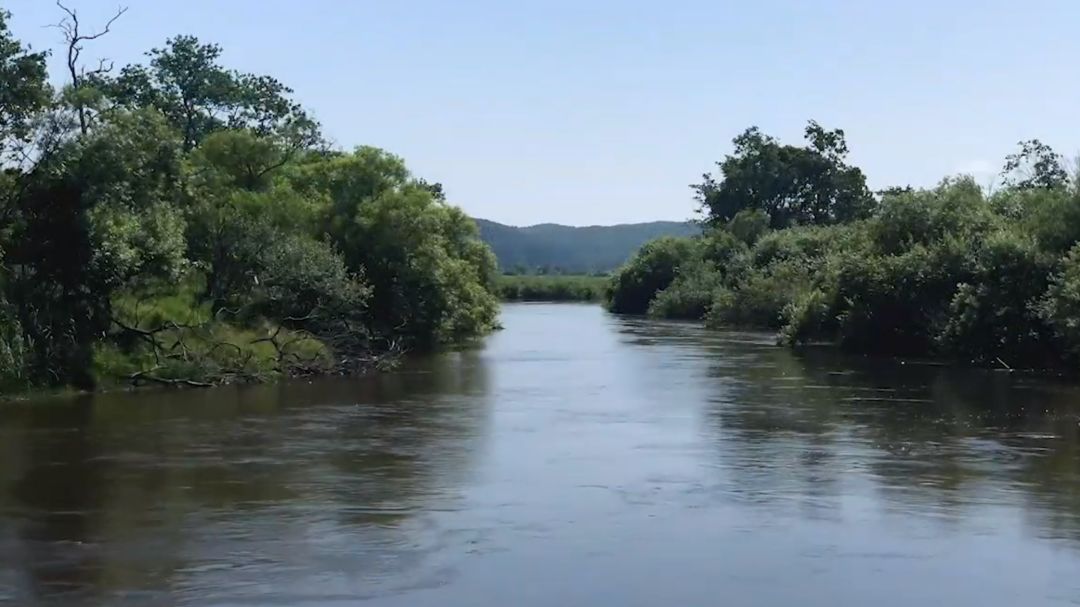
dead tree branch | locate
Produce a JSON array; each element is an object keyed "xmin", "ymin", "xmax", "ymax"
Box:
[{"xmin": 53, "ymin": 2, "xmax": 128, "ymax": 133}]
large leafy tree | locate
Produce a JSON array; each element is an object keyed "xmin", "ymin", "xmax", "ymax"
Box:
[
  {"xmin": 693, "ymin": 121, "xmax": 874, "ymax": 229},
  {"xmin": 291, "ymin": 147, "xmax": 499, "ymax": 344},
  {"xmin": 5, "ymin": 110, "xmax": 186, "ymax": 387},
  {"xmin": 96, "ymin": 35, "xmax": 319, "ymax": 150},
  {"xmin": 0, "ymin": 6, "xmax": 500, "ymax": 389},
  {"xmin": 186, "ymin": 130, "xmax": 323, "ymax": 306}
]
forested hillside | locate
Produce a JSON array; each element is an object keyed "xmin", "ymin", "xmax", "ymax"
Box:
[{"xmin": 476, "ymin": 218, "xmax": 698, "ymax": 273}]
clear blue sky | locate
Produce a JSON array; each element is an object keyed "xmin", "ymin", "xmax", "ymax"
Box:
[{"xmin": 6, "ymin": 0, "xmax": 1080, "ymax": 226}]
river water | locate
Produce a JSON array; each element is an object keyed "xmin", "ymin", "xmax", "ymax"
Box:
[{"xmin": 2, "ymin": 303, "xmax": 1080, "ymax": 606}]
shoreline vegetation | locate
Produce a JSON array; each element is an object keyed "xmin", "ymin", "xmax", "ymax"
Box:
[
  {"xmin": 0, "ymin": 8, "xmax": 499, "ymax": 394},
  {"xmin": 496, "ymin": 275, "xmax": 607, "ymax": 302},
  {"xmin": 607, "ymin": 123, "xmax": 1080, "ymax": 372},
  {"xmin": 6, "ymin": 6, "xmax": 1080, "ymax": 396}
]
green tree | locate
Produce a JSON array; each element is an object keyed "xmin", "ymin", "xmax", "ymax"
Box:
[
  {"xmin": 1002, "ymin": 139, "xmax": 1068, "ymax": 191},
  {"xmin": 5, "ymin": 110, "xmax": 186, "ymax": 387},
  {"xmin": 291, "ymin": 147, "xmax": 498, "ymax": 344},
  {"xmin": 0, "ymin": 10, "xmax": 50, "ymax": 159},
  {"xmin": 97, "ymin": 36, "xmax": 318, "ymax": 150},
  {"xmin": 608, "ymin": 237, "xmax": 701, "ymax": 314},
  {"xmin": 186, "ymin": 131, "xmax": 322, "ymax": 306},
  {"xmin": 693, "ymin": 121, "xmax": 874, "ymax": 229}
]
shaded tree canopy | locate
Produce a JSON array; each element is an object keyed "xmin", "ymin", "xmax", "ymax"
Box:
[
  {"xmin": 94, "ymin": 35, "xmax": 320, "ymax": 150},
  {"xmin": 693, "ymin": 121, "xmax": 874, "ymax": 229},
  {"xmin": 0, "ymin": 10, "xmax": 51, "ymax": 159}
]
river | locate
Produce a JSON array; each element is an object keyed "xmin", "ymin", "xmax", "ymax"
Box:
[{"xmin": 2, "ymin": 303, "xmax": 1080, "ymax": 606}]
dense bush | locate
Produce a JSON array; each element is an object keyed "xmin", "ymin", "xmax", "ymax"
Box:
[
  {"xmin": 708, "ymin": 260, "xmax": 815, "ymax": 329},
  {"xmin": 607, "ymin": 237, "xmax": 701, "ymax": 314},
  {"xmin": 1037, "ymin": 244, "xmax": 1080, "ymax": 358},
  {"xmin": 614, "ymin": 159, "xmax": 1080, "ymax": 370},
  {"xmin": 647, "ymin": 260, "xmax": 722, "ymax": 319},
  {"xmin": 937, "ymin": 232, "xmax": 1054, "ymax": 364},
  {"xmin": 497, "ymin": 275, "xmax": 607, "ymax": 301}
]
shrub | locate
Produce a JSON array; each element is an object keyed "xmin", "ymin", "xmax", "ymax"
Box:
[
  {"xmin": 869, "ymin": 177, "xmax": 995, "ymax": 255},
  {"xmin": 829, "ymin": 239, "xmax": 972, "ymax": 355},
  {"xmin": 648, "ymin": 261, "xmax": 722, "ymax": 319},
  {"xmin": 497, "ymin": 275, "xmax": 607, "ymax": 301},
  {"xmin": 727, "ymin": 208, "xmax": 770, "ymax": 245},
  {"xmin": 608, "ymin": 237, "xmax": 701, "ymax": 314},
  {"xmin": 1038, "ymin": 244, "xmax": 1080, "ymax": 360},
  {"xmin": 938, "ymin": 232, "xmax": 1055, "ymax": 365},
  {"xmin": 778, "ymin": 288, "xmax": 834, "ymax": 344},
  {"xmin": 708, "ymin": 260, "xmax": 814, "ymax": 329}
]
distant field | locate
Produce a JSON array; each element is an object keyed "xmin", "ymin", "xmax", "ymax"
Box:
[{"xmin": 496, "ymin": 275, "xmax": 608, "ymax": 302}]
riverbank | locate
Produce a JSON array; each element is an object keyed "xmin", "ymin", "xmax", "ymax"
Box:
[
  {"xmin": 607, "ymin": 177, "xmax": 1080, "ymax": 373},
  {"xmin": 496, "ymin": 274, "xmax": 608, "ymax": 302}
]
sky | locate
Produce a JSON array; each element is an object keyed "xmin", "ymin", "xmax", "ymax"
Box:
[{"xmin": 5, "ymin": 0, "xmax": 1080, "ymax": 226}]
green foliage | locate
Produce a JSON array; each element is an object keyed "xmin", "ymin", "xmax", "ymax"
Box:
[
  {"xmin": 727, "ymin": 208, "xmax": 770, "ymax": 245},
  {"xmin": 996, "ymin": 187, "xmax": 1080, "ymax": 255},
  {"xmin": 708, "ymin": 260, "xmax": 814, "ymax": 329},
  {"xmin": 0, "ymin": 10, "xmax": 50, "ymax": 158},
  {"xmin": 620, "ymin": 160, "xmax": 1080, "ymax": 370},
  {"xmin": 1037, "ymin": 245, "xmax": 1080, "ymax": 359},
  {"xmin": 828, "ymin": 240, "xmax": 972, "ymax": 355},
  {"xmin": 702, "ymin": 228, "xmax": 750, "ymax": 270},
  {"xmin": 869, "ymin": 177, "xmax": 994, "ymax": 255},
  {"xmin": 97, "ymin": 35, "xmax": 318, "ymax": 150},
  {"xmin": 607, "ymin": 237, "xmax": 701, "ymax": 314},
  {"xmin": 938, "ymin": 232, "xmax": 1054, "ymax": 364},
  {"xmin": 777, "ymin": 288, "xmax": 833, "ymax": 345},
  {"xmin": 293, "ymin": 147, "xmax": 498, "ymax": 345},
  {"xmin": 751, "ymin": 223, "xmax": 858, "ymax": 270},
  {"xmin": 4, "ymin": 109, "xmax": 188, "ymax": 388},
  {"xmin": 0, "ymin": 299, "xmax": 29, "ymax": 392},
  {"xmin": 1002, "ymin": 139, "xmax": 1068, "ymax": 191},
  {"xmin": 0, "ymin": 11, "xmax": 498, "ymax": 392},
  {"xmin": 693, "ymin": 121, "xmax": 874, "ymax": 229},
  {"xmin": 497, "ymin": 274, "xmax": 607, "ymax": 301},
  {"xmin": 647, "ymin": 260, "xmax": 721, "ymax": 320}
]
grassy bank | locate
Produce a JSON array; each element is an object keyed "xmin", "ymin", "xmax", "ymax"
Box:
[{"xmin": 497, "ymin": 275, "xmax": 608, "ymax": 301}]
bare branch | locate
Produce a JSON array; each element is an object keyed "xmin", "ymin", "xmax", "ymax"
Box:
[
  {"xmin": 129, "ymin": 369, "xmax": 214, "ymax": 388},
  {"xmin": 57, "ymin": 2, "xmax": 128, "ymax": 42},
  {"xmin": 53, "ymin": 2, "xmax": 128, "ymax": 133}
]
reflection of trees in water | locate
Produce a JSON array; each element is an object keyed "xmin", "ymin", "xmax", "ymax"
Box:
[
  {"xmin": 0, "ymin": 349, "xmax": 492, "ymax": 605},
  {"xmin": 689, "ymin": 335, "xmax": 1080, "ymax": 543}
]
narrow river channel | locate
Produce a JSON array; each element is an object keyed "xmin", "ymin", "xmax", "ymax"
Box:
[{"xmin": 3, "ymin": 303, "xmax": 1080, "ymax": 606}]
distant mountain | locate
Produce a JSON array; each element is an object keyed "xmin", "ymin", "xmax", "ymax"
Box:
[{"xmin": 475, "ymin": 218, "xmax": 700, "ymax": 274}]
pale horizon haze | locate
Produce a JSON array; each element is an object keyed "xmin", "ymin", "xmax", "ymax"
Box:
[{"xmin": 5, "ymin": 0, "xmax": 1080, "ymax": 226}]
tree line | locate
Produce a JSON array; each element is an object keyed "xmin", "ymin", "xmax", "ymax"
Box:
[
  {"xmin": 609, "ymin": 121, "xmax": 1080, "ymax": 370},
  {"xmin": 0, "ymin": 7, "xmax": 499, "ymax": 392}
]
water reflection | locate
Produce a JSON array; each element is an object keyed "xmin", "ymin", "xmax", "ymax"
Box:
[
  {"xmin": 614, "ymin": 317, "xmax": 1080, "ymax": 545},
  {"xmin": 3, "ymin": 305, "xmax": 1080, "ymax": 606},
  {"xmin": 0, "ymin": 350, "xmax": 491, "ymax": 606}
]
